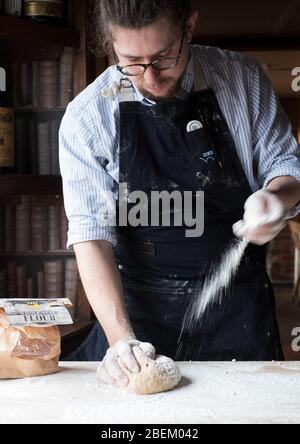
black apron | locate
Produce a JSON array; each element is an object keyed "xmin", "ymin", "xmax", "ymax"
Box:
[{"xmin": 65, "ymin": 50, "xmax": 283, "ymax": 362}]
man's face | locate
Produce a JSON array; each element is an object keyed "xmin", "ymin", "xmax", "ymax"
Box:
[{"xmin": 112, "ymin": 17, "xmax": 191, "ymax": 101}]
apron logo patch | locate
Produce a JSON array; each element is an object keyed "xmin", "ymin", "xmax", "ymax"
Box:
[
  {"xmin": 187, "ymin": 120, "xmax": 203, "ymax": 132},
  {"xmin": 199, "ymin": 150, "xmax": 215, "ymax": 163}
]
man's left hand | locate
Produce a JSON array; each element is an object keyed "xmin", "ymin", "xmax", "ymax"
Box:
[{"xmin": 233, "ymin": 189, "xmax": 287, "ymax": 245}]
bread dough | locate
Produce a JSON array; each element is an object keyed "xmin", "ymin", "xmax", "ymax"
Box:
[{"xmin": 118, "ymin": 347, "xmax": 181, "ymax": 395}]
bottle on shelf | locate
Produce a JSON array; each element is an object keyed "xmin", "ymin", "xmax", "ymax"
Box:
[
  {"xmin": 3, "ymin": 0, "xmax": 22, "ymax": 16},
  {"xmin": 24, "ymin": 0, "xmax": 63, "ymax": 24},
  {"xmin": 0, "ymin": 65, "xmax": 15, "ymax": 175}
]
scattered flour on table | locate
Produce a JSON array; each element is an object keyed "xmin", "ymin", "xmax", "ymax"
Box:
[
  {"xmin": 0, "ymin": 377, "xmax": 48, "ymax": 393},
  {"xmin": 62, "ymin": 363, "xmax": 300, "ymax": 424},
  {"xmin": 2, "ymin": 363, "xmax": 300, "ymax": 424}
]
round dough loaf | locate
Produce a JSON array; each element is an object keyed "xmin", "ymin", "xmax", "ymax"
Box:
[{"xmin": 118, "ymin": 347, "xmax": 181, "ymax": 395}]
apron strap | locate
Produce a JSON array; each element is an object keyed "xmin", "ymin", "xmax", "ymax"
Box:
[
  {"xmin": 100, "ymin": 78, "xmax": 135, "ymax": 102},
  {"xmin": 119, "ymin": 78, "xmax": 135, "ymax": 102}
]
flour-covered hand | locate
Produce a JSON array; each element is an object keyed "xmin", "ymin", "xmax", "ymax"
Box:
[
  {"xmin": 97, "ymin": 338, "xmax": 156, "ymax": 388},
  {"xmin": 233, "ymin": 189, "xmax": 287, "ymax": 245}
]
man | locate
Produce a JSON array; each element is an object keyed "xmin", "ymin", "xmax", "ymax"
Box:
[{"xmin": 59, "ymin": 0, "xmax": 300, "ymax": 389}]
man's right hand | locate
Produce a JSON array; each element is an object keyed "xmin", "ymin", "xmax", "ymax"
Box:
[{"xmin": 97, "ymin": 339, "xmax": 156, "ymax": 388}]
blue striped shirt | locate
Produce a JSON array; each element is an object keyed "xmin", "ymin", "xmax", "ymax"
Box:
[{"xmin": 59, "ymin": 45, "xmax": 300, "ymax": 249}]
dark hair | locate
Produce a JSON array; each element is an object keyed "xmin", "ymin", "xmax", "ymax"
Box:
[{"xmin": 89, "ymin": 0, "xmax": 193, "ymax": 56}]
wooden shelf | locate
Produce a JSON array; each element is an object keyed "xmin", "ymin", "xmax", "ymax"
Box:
[
  {"xmin": 0, "ymin": 15, "xmax": 80, "ymax": 62},
  {"xmin": 0, "ymin": 251, "xmax": 74, "ymax": 258},
  {"xmin": 0, "ymin": 175, "xmax": 63, "ymax": 196},
  {"xmin": 60, "ymin": 320, "xmax": 94, "ymax": 339},
  {"xmin": 0, "ymin": 2, "xmax": 93, "ymax": 344}
]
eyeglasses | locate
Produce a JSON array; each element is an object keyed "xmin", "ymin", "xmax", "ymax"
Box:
[{"xmin": 115, "ymin": 34, "xmax": 184, "ymax": 77}]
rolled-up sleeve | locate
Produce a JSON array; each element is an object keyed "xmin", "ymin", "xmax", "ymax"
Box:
[
  {"xmin": 250, "ymin": 62, "xmax": 300, "ymax": 218},
  {"xmin": 59, "ymin": 104, "xmax": 117, "ymax": 249}
]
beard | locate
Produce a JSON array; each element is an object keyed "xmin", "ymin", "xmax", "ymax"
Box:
[{"xmin": 135, "ymin": 72, "xmax": 185, "ymax": 103}]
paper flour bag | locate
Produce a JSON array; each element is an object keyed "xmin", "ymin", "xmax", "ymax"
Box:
[{"xmin": 0, "ymin": 299, "xmax": 73, "ymax": 379}]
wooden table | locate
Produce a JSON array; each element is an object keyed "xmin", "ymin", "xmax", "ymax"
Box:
[{"xmin": 1, "ymin": 362, "xmax": 300, "ymax": 424}]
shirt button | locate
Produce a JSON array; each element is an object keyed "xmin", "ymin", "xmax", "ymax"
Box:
[{"xmin": 118, "ymin": 265, "xmax": 123, "ymax": 271}]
